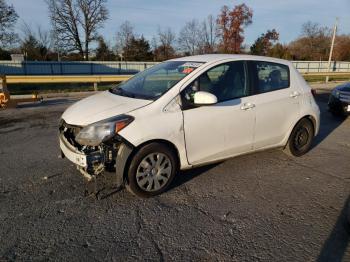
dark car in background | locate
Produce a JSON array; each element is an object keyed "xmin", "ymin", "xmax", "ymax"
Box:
[{"xmin": 328, "ymin": 82, "xmax": 350, "ymax": 116}]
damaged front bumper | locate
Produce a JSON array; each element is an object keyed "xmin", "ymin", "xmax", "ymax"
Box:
[
  {"xmin": 59, "ymin": 134, "xmax": 105, "ymax": 181},
  {"xmin": 59, "ymin": 121, "xmax": 133, "ymax": 185}
]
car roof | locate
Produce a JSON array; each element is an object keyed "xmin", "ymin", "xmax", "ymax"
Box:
[{"xmin": 170, "ymin": 54, "xmax": 292, "ymax": 66}]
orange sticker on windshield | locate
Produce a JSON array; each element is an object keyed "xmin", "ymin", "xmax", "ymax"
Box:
[{"xmin": 183, "ymin": 67, "xmax": 194, "ymax": 74}]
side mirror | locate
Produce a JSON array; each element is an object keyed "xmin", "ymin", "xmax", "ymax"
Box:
[{"xmin": 194, "ymin": 91, "xmax": 218, "ymax": 105}]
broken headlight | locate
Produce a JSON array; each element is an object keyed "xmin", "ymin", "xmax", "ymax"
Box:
[{"xmin": 75, "ymin": 115, "xmax": 134, "ymax": 146}]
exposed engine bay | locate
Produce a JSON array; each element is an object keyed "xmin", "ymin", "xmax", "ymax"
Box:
[{"xmin": 59, "ymin": 120, "xmax": 119, "ymax": 179}]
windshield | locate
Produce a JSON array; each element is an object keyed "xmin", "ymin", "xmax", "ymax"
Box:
[{"xmin": 110, "ymin": 61, "xmax": 204, "ymax": 100}]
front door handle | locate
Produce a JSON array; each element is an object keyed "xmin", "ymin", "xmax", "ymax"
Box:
[
  {"xmin": 240, "ymin": 102, "xmax": 255, "ymax": 110},
  {"xmin": 290, "ymin": 91, "xmax": 300, "ymax": 98}
]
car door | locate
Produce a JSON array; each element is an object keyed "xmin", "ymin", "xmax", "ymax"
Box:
[
  {"xmin": 181, "ymin": 61, "xmax": 256, "ymax": 165},
  {"xmin": 248, "ymin": 61, "xmax": 301, "ymax": 149}
]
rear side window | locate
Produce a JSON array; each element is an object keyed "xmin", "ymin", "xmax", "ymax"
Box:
[{"xmin": 249, "ymin": 61, "xmax": 290, "ymax": 94}]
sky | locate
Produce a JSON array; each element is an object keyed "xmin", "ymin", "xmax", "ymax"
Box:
[{"xmin": 7, "ymin": 0, "xmax": 350, "ymax": 47}]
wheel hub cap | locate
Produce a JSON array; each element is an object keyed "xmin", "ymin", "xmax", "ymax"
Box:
[
  {"xmin": 294, "ymin": 127, "xmax": 309, "ymax": 149},
  {"xmin": 136, "ymin": 153, "xmax": 172, "ymax": 192}
]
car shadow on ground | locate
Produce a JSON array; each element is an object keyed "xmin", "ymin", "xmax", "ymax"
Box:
[
  {"xmin": 311, "ymin": 93, "xmax": 347, "ymax": 150},
  {"xmin": 169, "ymin": 162, "xmax": 222, "ymax": 191},
  {"xmin": 317, "ymin": 195, "xmax": 350, "ymax": 261}
]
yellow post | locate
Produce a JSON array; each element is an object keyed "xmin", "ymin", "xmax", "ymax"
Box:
[
  {"xmin": 0, "ymin": 75, "xmax": 17, "ymax": 108},
  {"xmin": 1, "ymin": 75, "xmax": 9, "ymax": 108}
]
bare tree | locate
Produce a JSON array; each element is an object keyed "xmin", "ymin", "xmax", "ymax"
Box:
[
  {"xmin": 178, "ymin": 16, "xmax": 217, "ymax": 55},
  {"xmin": 115, "ymin": 21, "xmax": 134, "ymax": 59},
  {"xmin": 154, "ymin": 27, "xmax": 176, "ymax": 61},
  {"xmin": 289, "ymin": 21, "xmax": 332, "ymax": 60},
  {"xmin": 19, "ymin": 23, "xmax": 52, "ymax": 60},
  {"xmin": 150, "ymin": 35, "xmax": 158, "ymax": 51},
  {"xmin": 178, "ymin": 19, "xmax": 201, "ymax": 55},
  {"xmin": 301, "ymin": 21, "xmax": 331, "ymax": 52},
  {"xmin": 21, "ymin": 23, "xmax": 53, "ymax": 50},
  {"xmin": 46, "ymin": 0, "xmax": 108, "ymax": 60},
  {"xmin": 200, "ymin": 15, "xmax": 217, "ymax": 53},
  {"xmin": 0, "ymin": 0, "xmax": 19, "ymax": 48},
  {"xmin": 158, "ymin": 27, "xmax": 176, "ymax": 49},
  {"xmin": 301, "ymin": 21, "xmax": 331, "ymax": 39},
  {"xmin": 38, "ymin": 26, "xmax": 52, "ymax": 49},
  {"xmin": 333, "ymin": 34, "xmax": 350, "ymax": 61}
]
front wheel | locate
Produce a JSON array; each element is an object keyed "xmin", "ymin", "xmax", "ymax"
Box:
[
  {"xmin": 126, "ymin": 143, "xmax": 178, "ymax": 198},
  {"xmin": 284, "ymin": 118, "xmax": 314, "ymax": 157}
]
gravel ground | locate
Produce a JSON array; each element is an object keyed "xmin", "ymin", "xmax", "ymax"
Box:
[{"xmin": 0, "ymin": 92, "xmax": 349, "ymax": 261}]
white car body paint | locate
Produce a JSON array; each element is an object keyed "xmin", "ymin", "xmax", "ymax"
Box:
[
  {"xmin": 193, "ymin": 91, "xmax": 218, "ymax": 105},
  {"xmin": 61, "ymin": 54, "xmax": 320, "ymax": 170},
  {"xmin": 62, "ymin": 91, "xmax": 152, "ymax": 126}
]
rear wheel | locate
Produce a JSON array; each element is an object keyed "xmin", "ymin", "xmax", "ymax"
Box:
[
  {"xmin": 126, "ymin": 143, "xmax": 178, "ymax": 198},
  {"xmin": 284, "ymin": 118, "xmax": 314, "ymax": 157}
]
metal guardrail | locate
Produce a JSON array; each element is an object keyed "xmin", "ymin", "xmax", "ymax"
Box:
[
  {"xmin": 5, "ymin": 75, "xmax": 132, "ymax": 84},
  {"xmin": 1, "ymin": 60, "xmax": 350, "ymax": 76},
  {"xmin": 4, "ymin": 72, "xmax": 350, "ymax": 85},
  {"xmin": 292, "ymin": 61, "xmax": 350, "ymax": 73},
  {"xmin": 302, "ymin": 72, "xmax": 350, "ymax": 77}
]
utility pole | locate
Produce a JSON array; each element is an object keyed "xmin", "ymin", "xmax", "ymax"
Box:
[{"xmin": 326, "ymin": 18, "xmax": 338, "ymax": 83}]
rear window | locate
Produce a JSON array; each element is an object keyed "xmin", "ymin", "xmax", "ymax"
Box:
[{"xmin": 250, "ymin": 61, "xmax": 290, "ymax": 94}]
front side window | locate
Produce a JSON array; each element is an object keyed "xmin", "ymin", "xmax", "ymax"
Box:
[
  {"xmin": 110, "ymin": 61, "xmax": 204, "ymax": 100},
  {"xmin": 249, "ymin": 61, "xmax": 290, "ymax": 94},
  {"xmin": 182, "ymin": 61, "xmax": 248, "ymax": 106}
]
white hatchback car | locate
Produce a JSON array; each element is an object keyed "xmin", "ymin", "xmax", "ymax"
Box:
[{"xmin": 59, "ymin": 54, "xmax": 320, "ymax": 197}]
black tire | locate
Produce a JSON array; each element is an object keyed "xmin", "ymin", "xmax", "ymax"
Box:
[
  {"xmin": 284, "ymin": 118, "xmax": 314, "ymax": 157},
  {"xmin": 126, "ymin": 143, "xmax": 178, "ymax": 198},
  {"xmin": 329, "ymin": 107, "xmax": 346, "ymax": 117}
]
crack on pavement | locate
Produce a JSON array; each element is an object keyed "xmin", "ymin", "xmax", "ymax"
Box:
[
  {"xmin": 135, "ymin": 208, "xmax": 165, "ymax": 261},
  {"xmin": 0, "ymin": 187, "xmax": 19, "ymax": 195},
  {"xmin": 0, "ymin": 127, "xmax": 25, "ymax": 134},
  {"xmin": 251, "ymin": 171, "xmax": 268, "ymax": 201},
  {"xmin": 135, "ymin": 209, "xmax": 142, "ymax": 235},
  {"xmin": 272, "ymin": 155, "xmax": 346, "ymax": 180},
  {"xmin": 291, "ymin": 160, "xmax": 348, "ymax": 181},
  {"xmin": 182, "ymin": 185, "xmax": 210, "ymax": 217},
  {"xmin": 151, "ymin": 238, "xmax": 165, "ymax": 262},
  {"xmin": 0, "ymin": 117, "xmax": 24, "ymax": 128},
  {"xmin": 181, "ymin": 184, "xmax": 239, "ymax": 228}
]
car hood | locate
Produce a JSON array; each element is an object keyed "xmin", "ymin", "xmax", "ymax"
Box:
[
  {"xmin": 61, "ymin": 91, "xmax": 152, "ymax": 126},
  {"xmin": 336, "ymin": 82, "xmax": 350, "ymax": 92}
]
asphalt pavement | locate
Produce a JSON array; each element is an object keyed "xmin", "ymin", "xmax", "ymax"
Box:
[{"xmin": 0, "ymin": 91, "xmax": 349, "ymax": 261}]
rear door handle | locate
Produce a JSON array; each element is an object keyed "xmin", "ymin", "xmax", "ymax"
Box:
[
  {"xmin": 240, "ymin": 102, "xmax": 255, "ymax": 110},
  {"xmin": 290, "ymin": 91, "xmax": 300, "ymax": 98}
]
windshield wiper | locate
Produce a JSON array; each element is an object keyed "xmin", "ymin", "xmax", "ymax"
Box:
[
  {"xmin": 109, "ymin": 87, "xmax": 156, "ymax": 100},
  {"xmin": 109, "ymin": 87, "xmax": 135, "ymax": 98}
]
